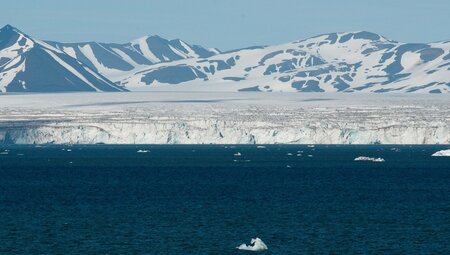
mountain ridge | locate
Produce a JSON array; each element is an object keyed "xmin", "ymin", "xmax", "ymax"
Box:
[
  {"xmin": 1, "ymin": 24, "xmax": 449, "ymax": 93},
  {"xmin": 0, "ymin": 24, "xmax": 126, "ymax": 92}
]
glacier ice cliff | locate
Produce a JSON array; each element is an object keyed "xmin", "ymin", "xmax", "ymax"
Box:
[{"xmin": 0, "ymin": 92, "xmax": 448, "ymax": 145}]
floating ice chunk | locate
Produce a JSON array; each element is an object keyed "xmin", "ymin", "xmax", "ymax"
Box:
[
  {"xmin": 287, "ymin": 153, "xmax": 293, "ymax": 156},
  {"xmin": 234, "ymin": 152, "xmax": 242, "ymax": 156},
  {"xmin": 137, "ymin": 150, "xmax": 150, "ymax": 153},
  {"xmin": 307, "ymin": 145, "xmax": 315, "ymax": 148},
  {"xmin": 354, "ymin": 156, "xmax": 385, "ymax": 162},
  {"xmin": 0, "ymin": 151, "xmax": 8, "ymax": 155},
  {"xmin": 432, "ymin": 149, "xmax": 450, "ymax": 157},
  {"xmin": 257, "ymin": 146, "xmax": 266, "ymax": 149},
  {"xmin": 237, "ymin": 237, "xmax": 268, "ymax": 252}
]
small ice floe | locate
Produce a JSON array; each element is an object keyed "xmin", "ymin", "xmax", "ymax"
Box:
[
  {"xmin": 308, "ymin": 155, "xmax": 313, "ymax": 157},
  {"xmin": 432, "ymin": 149, "xmax": 450, "ymax": 157},
  {"xmin": 0, "ymin": 151, "xmax": 8, "ymax": 155},
  {"xmin": 237, "ymin": 237, "xmax": 268, "ymax": 252},
  {"xmin": 17, "ymin": 153, "xmax": 24, "ymax": 156},
  {"xmin": 286, "ymin": 165, "xmax": 292, "ymax": 168},
  {"xmin": 257, "ymin": 146, "xmax": 266, "ymax": 149},
  {"xmin": 354, "ymin": 156, "xmax": 385, "ymax": 162},
  {"xmin": 307, "ymin": 145, "xmax": 315, "ymax": 148},
  {"xmin": 137, "ymin": 150, "xmax": 150, "ymax": 153},
  {"xmin": 390, "ymin": 148, "xmax": 401, "ymax": 152},
  {"xmin": 66, "ymin": 149, "xmax": 72, "ymax": 152},
  {"xmin": 287, "ymin": 153, "xmax": 293, "ymax": 156},
  {"xmin": 234, "ymin": 152, "xmax": 242, "ymax": 156}
]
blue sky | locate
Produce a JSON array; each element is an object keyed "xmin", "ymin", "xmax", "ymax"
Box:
[{"xmin": 2, "ymin": 0, "xmax": 449, "ymax": 50}]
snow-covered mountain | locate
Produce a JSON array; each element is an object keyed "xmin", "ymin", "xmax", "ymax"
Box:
[
  {"xmin": 0, "ymin": 25, "xmax": 125, "ymax": 92},
  {"xmin": 120, "ymin": 31, "xmax": 450, "ymax": 93},
  {"xmin": 1, "ymin": 25, "xmax": 449, "ymax": 93},
  {"xmin": 47, "ymin": 36, "xmax": 219, "ymax": 80}
]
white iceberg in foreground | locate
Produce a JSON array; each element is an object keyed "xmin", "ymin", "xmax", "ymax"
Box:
[
  {"xmin": 354, "ymin": 156, "xmax": 385, "ymax": 162},
  {"xmin": 237, "ymin": 237, "xmax": 268, "ymax": 252},
  {"xmin": 432, "ymin": 149, "xmax": 450, "ymax": 157}
]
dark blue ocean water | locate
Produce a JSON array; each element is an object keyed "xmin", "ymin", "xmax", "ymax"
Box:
[{"xmin": 0, "ymin": 145, "xmax": 449, "ymax": 254}]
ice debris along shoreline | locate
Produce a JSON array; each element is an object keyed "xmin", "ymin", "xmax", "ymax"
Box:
[
  {"xmin": 237, "ymin": 238, "xmax": 268, "ymax": 252},
  {"xmin": 354, "ymin": 156, "xmax": 385, "ymax": 162},
  {"xmin": 432, "ymin": 149, "xmax": 450, "ymax": 157}
]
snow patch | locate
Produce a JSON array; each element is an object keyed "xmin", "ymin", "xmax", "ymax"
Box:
[{"xmin": 43, "ymin": 49, "xmax": 100, "ymax": 92}]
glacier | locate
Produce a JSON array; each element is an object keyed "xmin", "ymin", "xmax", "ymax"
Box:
[{"xmin": 0, "ymin": 92, "xmax": 448, "ymax": 145}]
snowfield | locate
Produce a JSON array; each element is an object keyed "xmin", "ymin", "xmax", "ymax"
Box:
[{"xmin": 0, "ymin": 92, "xmax": 448, "ymax": 144}]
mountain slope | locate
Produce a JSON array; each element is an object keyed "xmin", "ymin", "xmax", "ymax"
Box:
[
  {"xmin": 47, "ymin": 36, "xmax": 219, "ymax": 80},
  {"xmin": 0, "ymin": 25, "xmax": 125, "ymax": 92},
  {"xmin": 1, "ymin": 25, "xmax": 449, "ymax": 93},
  {"xmin": 119, "ymin": 31, "xmax": 450, "ymax": 93}
]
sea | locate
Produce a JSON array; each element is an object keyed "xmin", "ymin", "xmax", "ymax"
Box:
[{"xmin": 0, "ymin": 145, "xmax": 449, "ymax": 254}]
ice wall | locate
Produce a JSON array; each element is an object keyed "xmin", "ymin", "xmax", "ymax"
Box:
[{"xmin": 1, "ymin": 120, "xmax": 448, "ymax": 144}]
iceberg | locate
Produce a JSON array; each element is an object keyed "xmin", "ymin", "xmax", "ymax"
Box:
[
  {"xmin": 432, "ymin": 149, "xmax": 450, "ymax": 157},
  {"xmin": 237, "ymin": 237, "xmax": 268, "ymax": 252},
  {"xmin": 137, "ymin": 150, "xmax": 150, "ymax": 153},
  {"xmin": 354, "ymin": 156, "xmax": 385, "ymax": 162}
]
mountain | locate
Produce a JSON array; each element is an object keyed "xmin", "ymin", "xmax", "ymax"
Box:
[
  {"xmin": 47, "ymin": 36, "xmax": 219, "ymax": 80},
  {"xmin": 0, "ymin": 25, "xmax": 125, "ymax": 92},
  {"xmin": 119, "ymin": 31, "xmax": 450, "ymax": 93},
  {"xmin": 1, "ymin": 25, "xmax": 449, "ymax": 93}
]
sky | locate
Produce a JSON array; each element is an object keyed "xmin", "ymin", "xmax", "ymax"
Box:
[{"xmin": 2, "ymin": 0, "xmax": 449, "ymax": 51}]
